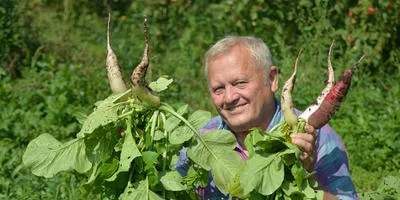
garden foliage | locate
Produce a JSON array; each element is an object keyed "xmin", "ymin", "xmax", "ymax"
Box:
[{"xmin": 1, "ymin": 0, "xmax": 399, "ymax": 199}]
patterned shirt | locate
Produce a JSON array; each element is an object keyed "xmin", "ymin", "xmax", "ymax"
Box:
[{"xmin": 175, "ymin": 100, "xmax": 359, "ymax": 200}]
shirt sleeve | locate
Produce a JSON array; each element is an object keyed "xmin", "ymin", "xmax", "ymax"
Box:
[{"xmin": 314, "ymin": 125, "xmax": 359, "ymax": 200}]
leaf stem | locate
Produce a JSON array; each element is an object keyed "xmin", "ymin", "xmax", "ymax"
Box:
[
  {"xmin": 150, "ymin": 110, "xmax": 159, "ymax": 139},
  {"xmin": 118, "ymin": 110, "xmax": 134, "ymax": 119},
  {"xmin": 159, "ymin": 103, "xmax": 218, "ymax": 160}
]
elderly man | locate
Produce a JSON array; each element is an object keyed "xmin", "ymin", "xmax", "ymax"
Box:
[{"xmin": 177, "ymin": 36, "xmax": 358, "ymax": 200}]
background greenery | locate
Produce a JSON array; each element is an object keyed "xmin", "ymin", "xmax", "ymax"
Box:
[{"xmin": 1, "ymin": 0, "xmax": 399, "ymax": 199}]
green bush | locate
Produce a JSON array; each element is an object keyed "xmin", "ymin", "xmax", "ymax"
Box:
[{"xmin": 0, "ymin": 0, "xmax": 40, "ymax": 78}]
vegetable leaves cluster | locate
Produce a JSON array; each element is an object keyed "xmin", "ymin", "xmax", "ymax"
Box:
[
  {"xmin": 22, "ymin": 78, "xmax": 243, "ymax": 199},
  {"xmin": 23, "ymin": 76, "xmax": 323, "ymax": 199}
]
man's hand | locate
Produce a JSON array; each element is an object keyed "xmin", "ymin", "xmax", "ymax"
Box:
[{"xmin": 290, "ymin": 124, "xmax": 317, "ymax": 172}]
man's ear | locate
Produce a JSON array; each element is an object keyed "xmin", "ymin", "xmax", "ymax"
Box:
[{"xmin": 269, "ymin": 66, "xmax": 279, "ymax": 93}]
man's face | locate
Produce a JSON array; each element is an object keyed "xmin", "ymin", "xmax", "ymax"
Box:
[{"xmin": 207, "ymin": 44, "xmax": 278, "ymax": 133}]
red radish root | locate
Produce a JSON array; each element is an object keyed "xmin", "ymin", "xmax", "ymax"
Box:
[
  {"xmin": 282, "ymin": 42, "xmax": 366, "ymax": 130},
  {"xmin": 303, "ymin": 54, "xmax": 366, "ymax": 129},
  {"xmin": 298, "ymin": 42, "xmax": 336, "ymax": 124}
]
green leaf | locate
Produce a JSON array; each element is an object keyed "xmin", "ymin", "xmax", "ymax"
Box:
[
  {"xmin": 149, "ymin": 77, "xmax": 173, "ymax": 93},
  {"xmin": 240, "ymin": 153, "xmax": 284, "ymax": 196},
  {"xmin": 280, "ymin": 150, "xmax": 297, "ymax": 166},
  {"xmin": 119, "ymin": 179, "xmax": 163, "ymax": 200},
  {"xmin": 188, "ymin": 110, "xmax": 211, "ymax": 130},
  {"xmin": 23, "ymin": 134, "xmax": 92, "ymax": 178},
  {"xmin": 164, "ymin": 104, "xmax": 188, "ymax": 132},
  {"xmin": 281, "ymin": 179, "xmax": 297, "ymax": 196},
  {"xmin": 209, "ymin": 151, "xmax": 243, "ymax": 194},
  {"xmin": 168, "ymin": 110, "xmax": 211, "ymax": 145},
  {"xmin": 244, "ymin": 128, "xmax": 263, "ymax": 155},
  {"xmin": 291, "ymin": 162, "xmax": 305, "ymax": 191},
  {"xmin": 77, "ymin": 94, "xmax": 123, "ymax": 137},
  {"xmin": 228, "ymin": 173, "xmax": 248, "ymax": 199},
  {"xmin": 169, "ymin": 126, "xmax": 194, "ymax": 144},
  {"xmin": 185, "ymin": 166, "xmax": 209, "ymax": 188},
  {"xmin": 153, "ymin": 129, "xmax": 165, "ymax": 141},
  {"xmin": 118, "ymin": 131, "xmax": 141, "ymax": 171},
  {"xmin": 187, "ymin": 130, "xmax": 243, "ymax": 194},
  {"xmin": 106, "ymin": 130, "xmax": 141, "ymax": 181},
  {"xmin": 160, "ymin": 170, "xmax": 186, "ymax": 191},
  {"xmin": 302, "ymin": 180, "xmax": 318, "ymax": 199},
  {"xmin": 169, "ymin": 154, "xmax": 180, "ymax": 170},
  {"xmin": 188, "ymin": 130, "xmax": 235, "ymax": 169},
  {"xmin": 256, "ymin": 137, "xmax": 286, "ymax": 153},
  {"xmin": 142, "ymin": 151, "xmax": 159, "ymax": 166},
  {"xmin": 86, "ymin": 157, "xmax": 119, "ymax": 184},
  {"xmin": 85, "ymin": 129, "xmax": 118, "ymax": 164}
]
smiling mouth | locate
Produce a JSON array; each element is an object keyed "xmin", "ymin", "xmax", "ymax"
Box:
[{"xmin": 225, "ymin": 104, "xmax": 247, "ymax": 113}]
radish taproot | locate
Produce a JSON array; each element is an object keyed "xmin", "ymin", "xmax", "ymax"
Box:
[
  {"xmin": 300, "ymin": 54, "xmax": 366, "ymax": 129},
  {"xmin": 130, "ymin": 17, "xmax": 160, "ymax": 106},
  {"xmin": 106, "ymin": 11, "xmax": 159, "ymax": 106},
  {"xmin": 281, "ymin": 42, "xmax": 366, "ymax": 130},
  {"xmin": 281, "ymin": 49, "xmax": 302, "ymax": 130},
  {"xmin": 106, "ymin": 11, "xmax": 128, "ymax": 94}
]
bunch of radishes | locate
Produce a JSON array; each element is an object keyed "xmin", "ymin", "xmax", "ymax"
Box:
[{"xmin": 281, "ymin": 42, "xmax": 366, "ymax": 133}]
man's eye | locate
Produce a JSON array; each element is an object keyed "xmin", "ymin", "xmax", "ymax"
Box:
[
  {"xmin": 235, "ymin": 81, "xmax": 247, "ymax": 87},
  {"xmin": 213, "ymin": 88, "xmax": 224, "ymax": 94}
]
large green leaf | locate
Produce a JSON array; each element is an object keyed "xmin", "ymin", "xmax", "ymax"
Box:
[
  {"xmin": 168, "ymin": 109, "xmax": 211, "ymax": 144},
  {"xmin": 188, "ymin": 110, "xmax": 211, "ymax": 130},
  {"xmin": 187, "ymin": 130, "xmax": 243, "ymax": 194},
  {"xmin": 164, "ymin": 104, "xmax": 188, "ymax": 132},
  {"xmin": 160, "ymin": 170, "xmax": 186, "ymax": 191},
  {"xmin": 119, "ymin": 179, "xmax": 164, "ymax": 200},
  {"xmin": 77, "ymin": 94, "xmax": 124, "ymax": 137},
  {"xmin": 85, "ymin": 129, "xmax": 118, "ymax": 164},
  {"xmin": 210, "ymin": 151, "xmax": 244, "ymax": 194},
  {"xmin": 106, "ymin": 130, "xmax": 141, "ymax": 181},
  {"xmin": 169, "ymin": 126, "xmax": 194, "ymax": 144},
  {"xmin": 22, "ymin": 133, "xmax": 92, "ymax": 178},
  {"xmin": 239, "ymin": 153, "xmax": 284, "ymax": 196}
]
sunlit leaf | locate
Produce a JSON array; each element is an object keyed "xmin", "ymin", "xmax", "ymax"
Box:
[
  {"xmin": 23, "ymin": 134, "xmax": 92, "ymax": 178},
  {"xmin": 119, "ymin": 179, "xmax": 163, "ymax": 200},
  {"xmin": 106, "ymin": 131, "xmax": 141, "ymax": 181},
  {"xmin": 240, "ymin": 154, "xmax": 284, "ymax": 196},
  {"xmin": 149, "ymin": 77, "xmax": 173, "ymax": 93},
  {"xmin": 187, "ymin": 130, "xmax": 244, "ymax": 194},
  {"xmin": 160, "ymin": 170, "xmax": 186, "ymax": 191}
]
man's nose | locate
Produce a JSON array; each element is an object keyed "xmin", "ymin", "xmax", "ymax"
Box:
[{"xmin": 224, "ymin": 86, "xmax": 239, "ymax": 104}]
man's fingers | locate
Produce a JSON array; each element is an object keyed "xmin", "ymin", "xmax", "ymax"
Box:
[
  {"xmin": 304, "ymin": 123, "xmax": 314, "ymax": 133},
  {"xmin": 304, "ymin": 123, "xmax": 318, "ymax": 138},
  {"xmin": 291, "ymin": 133, "xmax": 315, "ymax": 153}
]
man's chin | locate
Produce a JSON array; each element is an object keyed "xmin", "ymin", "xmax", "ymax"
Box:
[{"xmin": 226, "ymin": 121, "xmax": 252, "ymax": 133}]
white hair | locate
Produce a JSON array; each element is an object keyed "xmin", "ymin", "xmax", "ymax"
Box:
[{"xmin": 204, "ymin": 36, "xmax": 274, "ymax": 83}]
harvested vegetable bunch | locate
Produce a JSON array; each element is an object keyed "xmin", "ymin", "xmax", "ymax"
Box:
[{"xmin": 22, "ymin": 12, "xmax": 243, "ymax": 199}]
